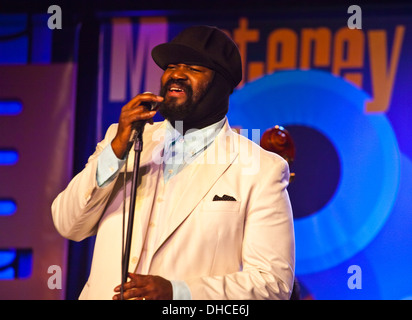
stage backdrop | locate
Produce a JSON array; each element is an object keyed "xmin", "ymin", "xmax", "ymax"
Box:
[
  {"xmin": 97, "ymin": 9, "xmax": 412, "ymax": 299},
  {"xmin": 0, "ymin": 13, "xmax": 78, "ymax": 299},
  {"xmin": 0, "ymin": 64, "xmax": 76, "ymax": 299}
]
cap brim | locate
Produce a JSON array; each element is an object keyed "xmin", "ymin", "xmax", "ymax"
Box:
[{"xmin": 151, "ymin": 43, "xmax": 215, "ymax": 70}]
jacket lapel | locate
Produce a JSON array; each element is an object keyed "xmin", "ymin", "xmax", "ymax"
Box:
[{"xmin": 153, "ymin": 120, "xmax": 239, "ymax": 254}]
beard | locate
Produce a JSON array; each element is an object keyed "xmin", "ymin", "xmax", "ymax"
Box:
[{"xmin": 157, "ymin": 78, "xmax": 208, "ymax": 122}]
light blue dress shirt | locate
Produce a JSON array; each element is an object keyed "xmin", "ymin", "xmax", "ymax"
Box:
[
  {"xmin": 96, "ymin": 118, "xmax": 226, "ymax": 299},
  {"xmin": 162, "ymin": 118, "xmax": 225, "ymax": 182}
]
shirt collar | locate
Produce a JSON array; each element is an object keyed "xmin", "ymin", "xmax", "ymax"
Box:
[{"xmin": 164, "ymin": 117, "xmax": 226, "ymax": 155}]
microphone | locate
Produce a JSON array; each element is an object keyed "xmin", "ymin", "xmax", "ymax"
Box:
[{"xmin": 125, "ymin": 99, "xmax": 158, "ymax": 157}]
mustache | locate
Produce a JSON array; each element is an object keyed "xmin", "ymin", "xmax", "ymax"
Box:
[{"xmin": 160, "ymin": 79, "xmax": 193, "ymax": 97}]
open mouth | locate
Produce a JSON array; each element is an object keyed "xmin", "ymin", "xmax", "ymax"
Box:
[
  {"xmin": 167, "ymin": 85, "xmax": 187, "ymax": 98},
  {"xmin": 161, "ymin": 79, "xmax": 192, "ymax": 102},
  {"xmin": 169, "ymin": 87, "xmax": 184, "ymax": 93}
]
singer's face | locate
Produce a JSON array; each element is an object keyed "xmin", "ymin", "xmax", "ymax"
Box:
[{"xmin": 158, "ymin": 63, "xmax": 214, "ymax": 120}]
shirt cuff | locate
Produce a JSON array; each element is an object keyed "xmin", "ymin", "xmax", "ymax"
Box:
[
  {"xmin": 171, "ymin": 280, "xmax": 192, "ymax": 300},
  {"xmin": 96, "ymin": 143, "xmax": 125, "ymax": 187}
]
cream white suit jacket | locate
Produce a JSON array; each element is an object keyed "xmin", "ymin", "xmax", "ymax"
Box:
[{"xmin": 52, "ymin": 119, "xmax": 295, "ymax": 300}]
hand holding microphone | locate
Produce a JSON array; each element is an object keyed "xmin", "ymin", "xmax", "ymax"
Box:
[{"xmin": 111, "ymin": 92, "xmax": 164, "ymax": 159}]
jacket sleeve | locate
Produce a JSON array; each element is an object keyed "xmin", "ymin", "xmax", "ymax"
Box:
[
  {"xmin": 51, "ymin": 124, "xmax": 119, "ymax": 241},
  {"xmin": 186, "ymin": 153, "xmax": 295, "ymax": 300}
]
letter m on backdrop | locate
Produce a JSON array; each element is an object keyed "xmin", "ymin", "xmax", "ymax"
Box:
[{"xmin": 109, "ymin": 17, "xmax": 168, "ymax": 102}]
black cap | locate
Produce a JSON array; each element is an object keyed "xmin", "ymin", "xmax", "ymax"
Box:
[{"xmin": 151, "ymin": 25, "xmax": 242, "ymax": 89}]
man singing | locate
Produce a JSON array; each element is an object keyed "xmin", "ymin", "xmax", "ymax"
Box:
[{"xmin": 52, "ymin": 25, "xmax": 295, "ymax": 300}]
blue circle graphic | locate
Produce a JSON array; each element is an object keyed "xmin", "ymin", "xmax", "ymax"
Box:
[{"xmin": 228, "ymin": 70, "xmax": 400, "ymax": 274}]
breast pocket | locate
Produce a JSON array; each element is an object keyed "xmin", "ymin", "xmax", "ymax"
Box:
[{"xmin": 197, "ymin": 200, "xmax": 243, "ymax": 274}]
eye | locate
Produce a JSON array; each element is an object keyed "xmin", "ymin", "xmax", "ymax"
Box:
[{"xmin": 189, "ymin": 67, "xmax": 201, "ymax": 72}]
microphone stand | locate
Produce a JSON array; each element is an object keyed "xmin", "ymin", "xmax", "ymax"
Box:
[{"xmin": 121, "ymin": 124, "xmax": 144, "ymax": 298}]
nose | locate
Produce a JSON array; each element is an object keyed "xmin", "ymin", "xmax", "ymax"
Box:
[{"xmin": 169, "ymin": 65, "xmax": 188, "ymax": 80}]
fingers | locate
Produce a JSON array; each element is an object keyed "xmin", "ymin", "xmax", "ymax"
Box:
[
  {"xmin": 112, "ymin": 273, "xmax": 148, "ymax": 300},
  {"xmin": 112, "ymin": 273, "xmax": 173, "ymax": 300},
  {"xmin": 125, "ymin": 92, "xmax": 164, "ymax": 112},
  {"xmin": 115, "ymin": 273, "xmax": 146, "ymax": 291},
  {"xmin": 121, "ymin": 105, "xmax": 157, "ymax": 123},
  {"xmin": 111, "ymin": 93, "xmax": 164, "ymax": 159},
  {"xmin": 120, "ymin": 92, "xmax": 163, "ymax": 126},
  {"xmin": 113, "ymin": 287, "xmax": 148, "ymax": 300}
]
